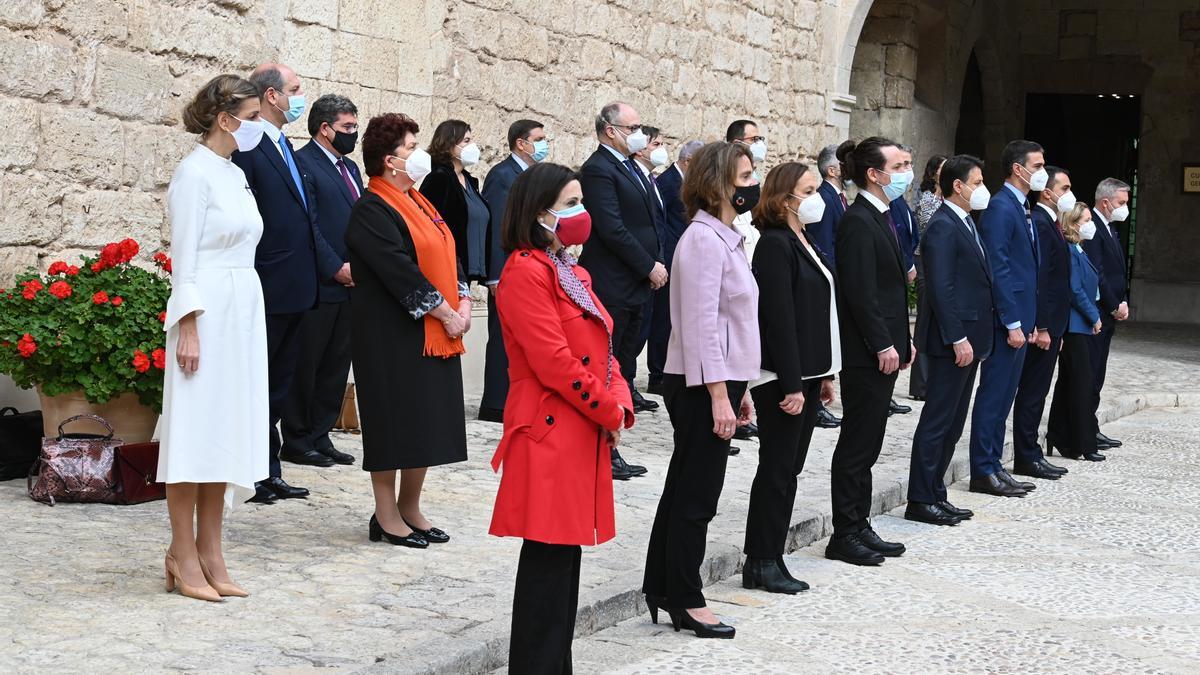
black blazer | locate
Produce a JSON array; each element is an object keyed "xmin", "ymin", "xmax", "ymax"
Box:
[
  {"xmin": 916, "ymin": 204, "xmax": 994, "ymax": 360},
  {"xmin": 294, "ymin": 141, "xmax": 364, "ymax": 304},
  {"xmin": 1082, "ymin": 208, "xmax": 1127, "ymax": 314},
  {"xmin": 578, "ymin": 145, "xmax": 661, "ymax": 307},
  {"xmin": 654, "ymin": 163, "xmax": 688, "ymax": 269},
  {"xmin": 481, "ymin": 156, "xmax": 524, "ymax": 284},
  {"xmin": 233, "ymin": 135, "xmax": 342, "ymax": 314},
  {"xmin": 753, "ymin": 226, "xmax": 837, "ymax": 393},
  {"xmin": 420, "ymin": 161, "xmax": 491, "ymax": 283},
  {"xmin": 1031, "ymin": 204, "xmax": 1071, "ymax": 337},
  {"xmin": 834, "ymin": 196, "xmax": 912, "ymax": 367}
]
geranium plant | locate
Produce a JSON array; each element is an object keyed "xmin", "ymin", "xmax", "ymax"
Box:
[{"xmin": 0, "ymin": 239, "xmax": 171, "ymax": 411}]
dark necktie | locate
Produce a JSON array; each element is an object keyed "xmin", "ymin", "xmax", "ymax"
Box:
[
  {"xmin": 623, "ymin": 159, "xmax": 649, "ymax": 194},
  {"xmin": 884, "ymin": 210, "xmax": 901, "ymax": 248},
  {"xmin": 336, "ymin": 158, "xmax": 360, "ymax": 200},
  {"xmin": 277, "ymin": 134, "xmax": 307, "ymax": 206},
  {"xmin": 965, "ymin": 214, "xmax": 985, "ymax": 258},
  {"xmin": 840, "ymin": 193, "xmax": 849, "ymax": 211}
]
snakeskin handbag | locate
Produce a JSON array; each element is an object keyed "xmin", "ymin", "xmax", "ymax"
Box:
[{"xmin": 28, "ymin": 414, "xmax": 123, "ymax": 506}]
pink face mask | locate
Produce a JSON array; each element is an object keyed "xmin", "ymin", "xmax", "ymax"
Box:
[{"xmin": 544, "ymin": 204, "xmax": 592, "ymax": 246}]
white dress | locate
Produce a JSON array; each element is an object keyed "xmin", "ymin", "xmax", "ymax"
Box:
[{"xmin": 157, "ymin": 144, "xmax": 268, "ymax": 510}]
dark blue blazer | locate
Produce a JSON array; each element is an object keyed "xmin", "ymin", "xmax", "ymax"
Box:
[
  {"xmin": 889, "ymin": 196, "xmax": 920, "ymax": 273},
  {"xmin": 915, "ymin": 204, "xmax": 993, "ymax": 360},
  {"xmin": 1082, "ymin": 208, "xmax": 1127, "ymax": 314},
  {"xmin": 812, "ymin": 180, "xmax": 845, "ymax": 263},
  {"xmin": 978, "ymin": 183, "xmax": 1038, "ymax": 330},
  {"xmin": 654, "ymin": 163, "xmax": 688, "ymax": 269},
  {"xmin": 233, "ymin": 136, "xmax": 342, "ymax": 314},
  {"xmin": 481, "ymin": 156, "xmax": 524, "ymax": 284},
  {"xmin": 294, "ymin": 141, "xmax": 364, "ymax": 304},
  {"xmin": 1067, "ymin": 244, "xmax": 1101, "ymax": 333},
  {"xmin": 1031, "ymin": 204, "xmax": 1071, "ymax": 337}
]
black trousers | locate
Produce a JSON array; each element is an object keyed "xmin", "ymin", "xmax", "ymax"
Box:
[
  {"xmin": 908, "ymin": 256, "xmax": 929, "ymax": 398},
  {"xmin": 744, "ymin": 378, "xmax": 820, "ymax": 558},
  {"xmin": 282, "ymin": 300, "xmax": 352, "ymax": 455},
  {"xmin": 607, "ymin": 303, "xmax": 645, "ymax": 388},
  {"xmin": 1087, "ymin": 314, "xmax": 1116, "ymax": 425},
  {"xmin": 266, "ymin": 312, "xmax": 306, "ymax": 479},
  {"xmin": 830, "ymin": 365, "xmax": 898, "ymax": 536},
  {"xmin": 1048, "ymin": 333, "xmax": 1097, "ymax": 454},
  {"xmin": 1012, "ymin": 335, "xmax": 1062, "ymax": 464},
  {"xmin": 635, "ymin": 283, "xmax": 671, "ymax": 385},
  {"xmin": 908, "ymin": 357, "xmax": 978, "ymax": 504},
  {"xmin": 509, "ymin": 539, "xmax": 581, "ymax": 675},
  {"xmin": 643, "ymin": 375, "xmax": 746, "ymax": 608},
  {"xmin": 480, "ymin": 290, "xmax": 510, "ymax": 412}
]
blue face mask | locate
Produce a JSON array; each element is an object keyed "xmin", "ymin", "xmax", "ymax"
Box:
[
  {"xmin": 529, "ymin": 139, "xmax": 549, "ymax": 162},
  {"xmin": 277, "ymin": 94, "xmax": 306, "ymax": 124},
  {"xmin": 881, "ymin": 169, "xmax": 913, "ymax": 201}
]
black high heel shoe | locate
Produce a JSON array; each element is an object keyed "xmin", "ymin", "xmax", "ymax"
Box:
[
  {"xmin": 666, "ymin": 608, "xmax": 736, "ymax": 639},
  {"xmin": 645, "ymin": 594, "xmax": 667, "ymax": 624},
  {"xmin": 369, "ymin": 515, "xmax": 429, "ymax": 548},
  {"xmin": 403, "ymin": 519, "xmax": 450, "ymax": 544},
  {"xmin": 1046, "ymin": 441, "xmax": 1106, "ymax": 462}
]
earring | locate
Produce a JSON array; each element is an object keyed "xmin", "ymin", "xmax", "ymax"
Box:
[{"xmin": 392, "ymin": 168, "xmax": 398, "ymax": 176}]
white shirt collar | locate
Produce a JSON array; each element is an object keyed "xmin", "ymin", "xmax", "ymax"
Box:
[
  {"xmin": 1037, "ymin": 202, "xmax": 1058, "ymax": 220},
  {"xmin": 314, "ymin": 139, "xmax": 341, "ymax": 165},
  {"xmin": 635, "ymin": 160, "xmax": 652, "ymax": 177},
  {"xmin": 262, "ymin": 118, "xmax": 282, "ymax": 144},
  {"xmin": 824, "ymin": 179, "xmax": 843, "ymax": 195},
  {"xmin": 510, "ymin": 153, "xmax": 529, "ymax": 171},
  {"xmin": 600, "ymin": 143, "xmax": 628, "ymax": 164},
  {"xmin": 1094, "ymin": 209, "xmax": 1109, "ymax": 226},
  {"xmin": 945, "ymin": 199, "xmax": 971, "ymax": 223},
  {"xmin": 673, "ymin": 163, "xmax": 684, "ymax": 179},
  {"xmin": 858, "ymin": 190, "xmax": 889, "ymax": 213}
]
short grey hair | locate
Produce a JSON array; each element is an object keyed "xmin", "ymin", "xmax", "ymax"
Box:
[
  {"xmin": 594, "ymin": 101, "xmax": 627, "ymax": 136},
  {"xmin": 678, "ymin": 140, "xmax": 704, "ymax": 161},
  {"xmin": 1095, "ymin": 177, "xmax": 1131, "ymax": 203},
  {"xmin": 817, "ymin": 144, "xmax": 840, "ymax": 177},
  {"xmin": 307, "ymin": 94, "xmax": 358, "ymax": 137},
  {"xmin": 248, "ymin": 66, "xmax": 284, "ymax": 99}
]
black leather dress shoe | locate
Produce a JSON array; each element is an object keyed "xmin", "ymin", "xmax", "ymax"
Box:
[
  {"xmin": 316, "ymin": 444, "xmax": 355, "ymax": 465},
  {"xmin": 733, "ymin": 422, "xmax": 759, "ymax": 440},
  {"xmin": 631, "ymin": 390, "xmax": 659, "ymax": 413},
  {"xmin": 246, "ymin": 483, "xmax": 277, "ymax": 504},
  {"xmin": 743, "ymin": 557, "xmax": 808, "ymax": 594},
  {"xmin": 279, "ymin": 447, "xmax": 335, "ymax": 467},
  {"xmin": 888, "ymin": 399, "xmax": 912, "ymax": 415},
  {"xmin": 263, "ymin": 477, "xmax": 309, "ymax": 499},
  {"xmin": 1081, "ymin": 451, "xmax": 1107, "ymax": 462},
  {"xmin": 997, "ymin": 469, "xmax": 1036, "ymax": 491},
  {"xmin": 1039, "ymin": 458, "xmax": 1068, "ymax": 474},
  {"xmin": 969, "ymin": 473, "xmax": 1027, "ymax": 497},
  {"xmin": 403, "ymin": 519, "xmax": 450, "ymax": 544},
  {"xmin": 477, "ymin": 406, "xmax": 504, "ymax": 423},
  {"xmin": 816, "ymin": 407, "xmax": 841, "ymax": 429},
  {"xmin": 825, "ymin": 533, "xmax": 885, "ymax": 566},
  {"xmin": 646, "ymin": 381, "xmax": 664, "ymax": 396},
  {"xmin": 905, "ymin": 502, "xmax": 961, "ymax": 526},
  {"xmin": 858, "ymin": 527, "xmax": 906, "ymax": 556},
  {"xmin": 1096, "ymin": 432, "xmax": 1122, "ymax": 448},
  {"xmin": 1013, "ymin": 461, "xmax": 1061, "ymax": 480},
  {"xmin": 611, "ymin": 448, "xmax": 646, "ymax": 480},
  {"xmin": 937, "ymin": 500, "xmax": 973, "ymax": 519}
]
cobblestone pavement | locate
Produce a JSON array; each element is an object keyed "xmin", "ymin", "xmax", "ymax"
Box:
[
  {"xmin": 572, "ymin": 405, "xmax": 1200, "ymax": 674},
  {"xmin": 0, "ymin": 323, "xmax": 1197, "ymax": 673}
]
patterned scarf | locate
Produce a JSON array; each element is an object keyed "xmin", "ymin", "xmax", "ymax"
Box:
[{"xmin": 545, "ymin": 247, "xmax": 613, "ymax": 388}]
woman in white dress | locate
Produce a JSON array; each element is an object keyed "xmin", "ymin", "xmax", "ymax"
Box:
[{"xmin": 158, "ymin": 75, "xmax": 269, "ymax": 602}]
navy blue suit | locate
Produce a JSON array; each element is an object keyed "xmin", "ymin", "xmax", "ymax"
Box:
[
  {"xmin": 889, "ymin": 196, "xmax": 920, "ymax": 274},
  {"xmin": 909, "ymin": 204, "xmax": 993, "ymax": 504},
  {"xmin": 233, "ymin": 132, "xmax": 342, "ymax": 479},
  {"xmin": 281, "ymin": 141, "xmax": 364, "ymax": 458},
  {"xmin": 969, "ymin": 182, "xmax": 1039, "ymax": 479},
  {"xmin": 478, "ymin": 155, "xmax": 526, "ymax": 414},
  {"xmin": 1012, "ymin": 203, "xmax": 1071, "ymax": 464},
  {"xmin": 812, "ymin": 180, "xmax": 846, "ymax": 264},
  {"xmin": 1082, "ymin": 208, "xmax": 1127, "ymax": 428},
  {"xmin": 637, "ymin": 164, "xmax": 681, "ymax": 387}
]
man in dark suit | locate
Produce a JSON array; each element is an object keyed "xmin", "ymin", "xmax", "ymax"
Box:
[
  {"xmin": 477, "ymin": 119, "xmax": 547, "ymax": 423},
  {"xmin": 283, "ymin": 94, "xmax": 363, "ymax": 469},
  {"xmin": 234, "ymin": 63, "xmax": 344, "ymax": 503},
  {"xmin": 813, "ymin": 143, "xmax": 847, "ymax": 264},
  {"xmin": 906, "ymin": 155, "xmax": 993, "ymax": 526},
  {"xmin": 1084, "ymin": 177, "xmax": 1132, "ymax": 450},
  {"xmin": 1011, "ymin": 166, "xmax": 1073, "ymax": 480},
  {"xmin": 579, "ymin": 101, "xmax": 663, "ymax": 479},
  {"xmin": 827, "ymin": 137, "xmax": 913, "ymax": 566},
  {"xmin": 969, "ymin": 139, "xmax": 1044, "ymax": 499},
  {"xmin": 627, "ymin": 126, "xmax": 671, "ymax": 398},
  {"xmin": 643, "ymin": 140, "xmax": 701, "ymax": 396}
]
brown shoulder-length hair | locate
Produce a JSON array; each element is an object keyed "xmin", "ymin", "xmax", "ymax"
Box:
[
  {"xmin": 362, "ymin": 113, "xmax": 420, "ymax": 177},
  {"xmin": 681, "ymin": 142, "xmax": 753, "ymax": 220},
  {"xmin": 501, "ymin": 163, "xmax": 577, "ymax": 253},
  {"xmin": 1061, "ymin": 202, "xmax": 1090, "ymax": 244},
  {"xmin": 427, "ymin": 119, "xmax": 471, "ymax": 166},
  {"xmin": 753, "ymin": 162, "xmax": 811, "ymax": 230}
]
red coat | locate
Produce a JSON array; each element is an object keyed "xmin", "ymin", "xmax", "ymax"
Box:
[{"xmin": 489, "ymin": 248, "xmax": 634, "ymax": 546}]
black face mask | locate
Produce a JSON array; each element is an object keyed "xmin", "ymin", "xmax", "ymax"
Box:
[
  {"xmin": 730, "ymin": 183, "xmax": 760, "ymax": 215},
  {"xmin": 332, "ymin": 130, "xmax": 358, "ymax": 155}
]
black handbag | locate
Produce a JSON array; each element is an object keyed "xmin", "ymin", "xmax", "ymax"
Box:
[{"xmin": 0, "ymin": 406, "xmax": 43, "ymax": 481}]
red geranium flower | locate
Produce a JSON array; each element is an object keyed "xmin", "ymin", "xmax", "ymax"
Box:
[
  {"xmin": 153, "ymin": 252, "xmax": 168, "ymax": 265},
  {"xmin": 21, "ymin": 280, "xmax": 43, "ymax": 300},
  {"xmin": 119, "ymin": 238, "xmax": 139, "ymax": 261},
  {"xmin": 66, "ymin": 265, "xmax": 79, "ymax": 276},
  {"xmin": 151, "ymin": 348, "xmax": 166, "ymax": 370},
  {"xmin": 164, "ymin": 258, "xmax": 172, "ymax": 274},
  {"xmin": 158, "ymin": 310, "xmax": 166, "ymax": 323},
  {"xmin": 92, "ymin": 291, "xmax": 110, "ymax": 305},
  {"xmin": 99, "ymin": 243, "xmax": 121, "ymax": 267},
  {"xmin": 17, "ymin": 334, "xmax": 37, "ymax": 358},
  {"xmin": 111, "ymin": 296, "xmax": 123, "ymax": 307},
  {"xmin": 132, "ymin": 349, "xmax": 150, "ymax": 373},
  {"xmin": 48, "ymin": 280, "xmax": 72, "ymax": 299},
  {"xmin": 47, "ymin": 261, "xmax": 68, "ymax": 275}
]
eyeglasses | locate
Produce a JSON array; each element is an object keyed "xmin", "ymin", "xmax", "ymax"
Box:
[
  {"xmin": 741, "ymin": 135, "xmax": 766, "ymax": 143},
  {"xmin": 330, "ymin": 123, "xmax": 359, "ymax": 133}
]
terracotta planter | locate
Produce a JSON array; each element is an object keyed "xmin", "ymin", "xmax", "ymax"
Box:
[{"xmin": 36, "ymin": 388, "xmax": 158, "ymax": 442}]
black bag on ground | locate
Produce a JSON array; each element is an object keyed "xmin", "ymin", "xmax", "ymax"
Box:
[{"xmin": 0, "ymin": 406, "xmax": 44, "ymax": 480}]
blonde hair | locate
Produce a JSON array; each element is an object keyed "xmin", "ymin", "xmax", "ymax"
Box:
[
  {"xmin": 1061, "ymin": 202, "xmax": 1090, "ymax": 243},
  {"xmin": 182, "ymin": 74, "xmax": 260, "ymax": 136}
]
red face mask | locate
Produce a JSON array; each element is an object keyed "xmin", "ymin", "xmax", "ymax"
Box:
[{"xmin": 545, "ymin": 204, "xmax": 592, "ymax": 246}]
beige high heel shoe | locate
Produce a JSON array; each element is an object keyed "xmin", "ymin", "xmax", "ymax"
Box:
[
  {"xmin": 199, "ymin": 558, "xmax": 249, "ymax": 598},
  {"xmin": 164, "ymin": 552, "xmax": 222, "ymax": 602}
]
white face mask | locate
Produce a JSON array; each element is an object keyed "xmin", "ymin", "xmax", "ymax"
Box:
[
  {"xmin": 964, "ymin": 183, "xmax": 991, "ymax": 211},
  {"xmin": 1080, "ymin": 221, "xmax": 1097, "ymax": 240},
  {"xmin": 228, "ymin": 116, "xmax": 264, "ymax": 152},
  {"xmin": 395, "ymin": 148, "xmax": 432, "ymax": 182},
  {"xmin": 1110, "ymin": 203, "xmax": 1129, "ymax": 222},
  {"xmin": 619, "ymin": 128, "xmax": 648, "ymax": 153},
  {"xmin": 458, "ymin": 143, "xmax": 481, "ymax": 167},
  {"xmin": 649, "ymin": 146, "xmax": 669, "ymax": 168},
  {"xmin": 749, "ymin": 140, "xmax": 768, "ymax": 163},
  {"xmin": 1054, "ymin": 190, "xmax": 1077, "ymax": 213},
  {"xmin": 790, "ymin": 192, "xmax": 826, "ymax": 225},
  {"xmin": 1022, "ymin": 165, "xmax": 1049, "ymax": 191}
]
